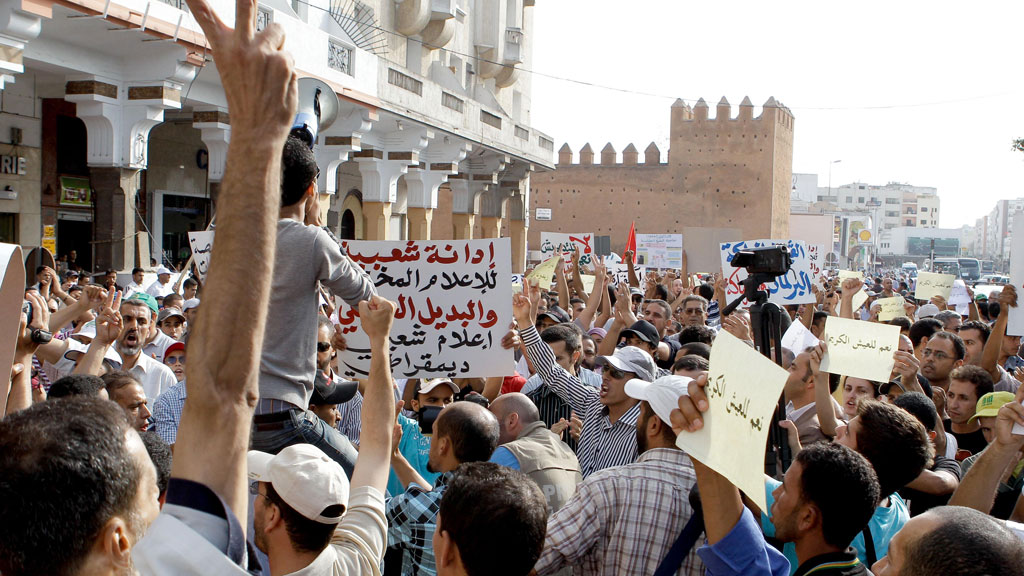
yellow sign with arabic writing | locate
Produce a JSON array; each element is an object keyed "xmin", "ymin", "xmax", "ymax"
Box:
[
  {"xmin": 915, "ymin": 271, "xmax": 955, "ymax": 301},
  {"xmin": 527, "ymin": 255, "xmax": 560, "ymax": 289},
  {"xmin": 876, "ymin": 295, "xmax": 907, "ymax": 321},
  {"xmin": 675, "ymin": 331, "xmax": 788, "ymax": 512},
  {"xmin": 580, "ymin": 273, "xmax": 596, "ymax": 294},
  {"xmin": 820, "ymin": 316, "xmax": 900, "ymax": 382}
]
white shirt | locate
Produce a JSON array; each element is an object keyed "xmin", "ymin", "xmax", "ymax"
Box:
[
  {"xmin": 144, "ymin": 330, "xmax": 178, "ymax": 362},
  {"xmin": 127, "ymin": 352, "xmax": 178, "ymax": 401},
  {"xmin": 147, "ymin": 280, "xmax": 174, "ymax": 298},
  {"xmin": 785, "ymin": 401, "xmax": 816, "ymax": 423},
  {"xmin": 125, "ymin": 281, "xmax": 147, "ymax": 297}
]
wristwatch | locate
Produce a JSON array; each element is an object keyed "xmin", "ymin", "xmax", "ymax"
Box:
[{"xmin": 30, "ymin": 328, "xmax": 53, "ymax": 344}]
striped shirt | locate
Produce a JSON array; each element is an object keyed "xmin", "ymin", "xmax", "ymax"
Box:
[
  {"xmin": 152, "ymin": 380, "xmax": 187, "ymax": 445},
  {"xmin": 521, "ymin": 325, "xmax": 640, "ymax": 477},
  {"xmin": 534, "ymin": 448, "xmax": 701, "ymax": 576}
]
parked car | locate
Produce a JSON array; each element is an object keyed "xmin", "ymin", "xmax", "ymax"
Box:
[{"xmin": 977, "ymin": 274, "xmax": 1010, "ymax": 286}]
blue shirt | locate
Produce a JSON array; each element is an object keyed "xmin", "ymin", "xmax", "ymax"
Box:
[
  {"xmin": 489, "ymin": 446, "xmax": 521, "ymax": 470},
  {"xmin": 699, "ymin": 508, "xmax": 790, "ymax": 576},
  {"xmin": 761, "ymin": 477, "xmax": 908, "ymax": 572},
  {"xmin": 387, "ymin": 414, "xmax": 439, "ymax": 497}
]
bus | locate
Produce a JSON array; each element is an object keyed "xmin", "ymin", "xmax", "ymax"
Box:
[
  {"xmin": 981, "ymin": 260, "xmax": 995, "ymax": 274},
  {"xmin": 958, "ymin": 258, "xmax": 981, "ymax": 281},
  {"xmin": 932, "ymin": 258, "xmax": 961, "ymax": 277}
]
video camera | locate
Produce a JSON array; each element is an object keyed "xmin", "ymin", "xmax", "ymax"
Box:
[{"xmin": 729, "ymin": 245, "xmax": 792, "ymax": 277}]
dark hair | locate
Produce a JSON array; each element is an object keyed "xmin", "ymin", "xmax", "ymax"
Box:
[
  {"xmin": 0, "ymin": 397, "xmax": 140, "ymax": 576},
  {"xmin": 697, "ymin": 283, "xmax": 714, "ymax": 301},
  {"xmin": 909, "ymin": 318, "xmax": 943, "ymax": 348},
  {"xmin": 681, "ymin": 295, "xmax": 709, "ymax": 312},
  {"xmin": 651, "ymin": 284, "xmax": 669, "ymax": 301},
  {"xmin": 460, "ymin": 391, "xmax": 490, "ymax": 409},
  {"xmin": 163, "ymin": 293, "xmax": 184, "ymax": 310},
  {"xmin": 795, "ymin": 443, "xmax": 880, "ymax": 550},
  {"xmin": 47, "ymin": 374, "xmax": 106, "ymax": 398},
  {"xmin": 281, "ymin": 134, "xmax": 318, "ymax": 207},
  {"xmin": 957, "ymin": 320, "xmax": 992, "ymax": 344},
  {"xmin": 854, "ymin": 401, "xmax": 933, "ymax": 498},
  {"xmin": 540, "ymin": 323, "xmax": 583, "ymax": 355},
  {"xmin": 988, "ymin": 302, "xmax": 1001, "ymax": 317},
  {"xmin": 672, "ymin": 354, "xmax": 709, "ymax": 374},
  {"xmin": 35, "ymin": 265, "xmax": 46, "ymax": 274},
  {"xmin": 678, "ymin": 341, "xmax": 711, "ymax": 360},
  {"xmin": 676, "ymin": 325, "xmax": 716, "ymax": 346},
  {"xmin": 132, "ymin": 267, "xmax": 144, "ymax": 275},
  {"xmin": 930, "ymin": 331, "xmax": 966, "ymax": 361},
  {"xmin": 438, "ymin": 462, "xmax": 547, "ymax": 576},
  {"xmin": 105, "ymin": 268, "xmax": 117, "ymax": 276},
  {"xmin": 435, "ymin": 403, "xmax": 499, "ymax": 464},
  {"xmin": 903, "ymin": 506, "xmax": 1024, "ymax": 575},
  {"xmin": 888, "ymin": 316, "xmax": 911, "ymax": 332},
  {"xmin": 812, "ymin": 311, "xmax": 829, "ymax": 326},
  {"xmin": 645, "ymin": 298, "xmax": 672, "ymax": 320},
  {"xmin": 183, "ymin": 277, "xmax": 198, "ymax": 289},
  {"xmin": 893, "ymin": 392, "xmax": 939, "ymax": 431},
  {"xmin": 949, "ymin": 365, "xmax": 995, "ymax": 399},
  {"xmin": 103, "ymin": 370, "xmax": 143, "ymax": 397},
  {"xmin": 263, "ymin": 483, "xmax": 342, "ymax": 554},
  {"xmin": 640, "ymin": 400, "xmax": 677, "ymax": 445},
  {"xmin": 140, "ymin": 431, "xmax": 172, "ymax": 496},
  {"xmin": 568, "ymin": 297, "xmax": 585, "ymax": 306},
  {"xmin": 68, "ymin": 284, "xmax": 83, "ymax": 294}
]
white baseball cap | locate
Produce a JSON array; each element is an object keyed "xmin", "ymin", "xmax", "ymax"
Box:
[
  {"xmin": 624, "ymin": 375, "xmax": 694, "ymax": 427},
  {"xmin": 419, "ymin": 378, "xmax": 460, "ymax": 395},
  {"xmin": 182, "ymin": 298, "xmax": 201, "ymax": 311},
  {"xmin": 598, "ymin": 346, "xmax": 657, "ymax": 382},
  {"xmin": 917, "ymin": 303, "xmax": 941, "ymax": 319},
  {"xmin": 156, "ymin": 266, "xmax": 172, "ymax": 276},
  {"xmin": 247, "ymin": 444, "xmax": 349, "ymax": 524}
]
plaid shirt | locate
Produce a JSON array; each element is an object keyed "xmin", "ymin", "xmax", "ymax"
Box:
[
  {"xmin": 386, "ymin": 472, "xmax": 451, "ymax": 576},
  {"xmin": 151, "ymin": 380, "xmax": 187, "ymax": 445},
  {"xmin": 522, "ymin": 325, "xmax": 640, "ymax": 477},
  {"xmin": 534, "ymin": 448, "xmax": 702, "ymax": 576}
]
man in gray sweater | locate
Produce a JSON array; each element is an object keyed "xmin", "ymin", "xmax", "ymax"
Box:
[{"xmin": 251, "ymin": 135, "xmax": 377, "ymax": 476}]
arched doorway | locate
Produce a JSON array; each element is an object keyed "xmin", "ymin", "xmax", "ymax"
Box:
[{"xmin": 340, "ymin": 209, "xmax": 356, "ymax": 240}]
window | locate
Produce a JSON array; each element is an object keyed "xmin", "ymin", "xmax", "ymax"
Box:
[
  {"xmin": 328, "ymin": 41, "xmax": 354, "ymax": 75},
  {"xmin": 256, "ymin": 6, "xmax": 272, "ymax": 31},
  {"xmin": 886, "ymin": 198, "xmax": 899, "ymax": 204},
  {"xmin": 906, "ymin": 219, "xmax": 915, "ymax": 226},
  {"xmin": 921, "ymin": 207, "xmax": 928, "ymax": 213},
  {"xmin": 858, "ymin": 197, "xmax": 865, "ymax": 203},
  {"xmin": 845, "ymin": 196, "xmax": 854, "ymax": 203}
]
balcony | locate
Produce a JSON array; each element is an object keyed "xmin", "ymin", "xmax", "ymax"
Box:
[{"xmin": 504, "ymin": 27, "xmax": 523, "ymax": 64}]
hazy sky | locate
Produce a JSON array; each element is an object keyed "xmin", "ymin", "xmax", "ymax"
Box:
[{"xmin": 529, "ymin": 0, "xmax": 1024, "ymax": 229}]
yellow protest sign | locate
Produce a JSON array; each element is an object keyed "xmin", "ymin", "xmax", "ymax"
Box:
[
  {"xmin": 580, "ymin": 274, "xmax": 596, "ymax": 294},
  {"xmin": 675, "ymin": 331, "xmax": 788, "ymax": 512},
  {"xmin": 851, "ymin": 289, "xmax": 869, "ymax": 314},
  {"xmin": 512, "ymin": 284, "xmax": 523, "ymax": 295},
  {"xmin": 820, "ymin": 316, "xmax": 900, "ymax": 382},
  {"xmin": 915, "ymin": 271, "xmax": 955, "ymax": 301},
  {"xmin": 839, "ymin": 269, "xmax": 864, "ymax": 282},
  {"xmin": 526, "ymin": 255, "xmax": 560, "ymax": 289},
  {"xmin": 876, "ymin": 295, "xmax": 907, "ymax": 321}
]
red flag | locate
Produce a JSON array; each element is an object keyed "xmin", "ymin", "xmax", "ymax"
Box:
[{"xmin": 626, "ymin": 222, "xmax": 637, "ymax": 264}]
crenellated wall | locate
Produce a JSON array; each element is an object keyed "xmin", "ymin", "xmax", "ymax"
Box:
[{"xmin": 530, "ymin": 96, "xmax": 794, "ymax": 256}]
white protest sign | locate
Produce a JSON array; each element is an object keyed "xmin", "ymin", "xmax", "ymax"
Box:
[
  {"xmin": 606, "ymin": 262, "xmax": 646, "ymax": 286},
  {"xmin": 1010, "ymin": 212, "xmax": 1024, "ymax": 337},
  {"xmin": 782, "ymin": 318, "xmax": 820, "ymax": 354},
  {"xmin": 915, "ymin": 271, "xmax": 956, "ymax": 302},
  {"xmin": 720, "ymin": 239, "xmax": 816, "ymax": 307},
  {"xmin": 851, "ymin": 288, "xmax": 869, "ymax": 315},
  {"xmin": 636, "ymin": 233, "xmax": 683, "ymax": 269},
  {"xmin": 820, "ymin": 316, "xmax": 900, "ymax": 382},
  {"xmin": 0, "ymin": 243, "xmax": 25, "ymax": 408},
  {"xmin": 949, "ymin": 280, "xmax": 971, "ymax": 306},
  {"xmin": 580, "ymin": 274, "xmax": 597, "ymax": 294},
  {"xmin": 838, "ymin": 269, "xmax": 864, "ymax": 282},
  {"xmin": 188, "ymin": 231, "xmax": 215, "ymax": 281},
  {"xmin": 806, "ymin": 244, "xmax": 825, "ymax": 285},
  {"xmin": 540, "ymin": 232, "xmax": 596, "ymax": 274},
  {"xmin": 876, "ymin": 296, "xmax": 907, "ymax": 321},
  {"xmin": 334, "ymin": 239, "xmax": 513, "ymax": 379},
  {"xmin": 675, "ymin": 330, "xmax": 788, "ymax": 512}
]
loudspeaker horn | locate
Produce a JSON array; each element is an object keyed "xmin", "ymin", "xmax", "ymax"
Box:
[{"xmin": 291, "ymin": 77, "xmax": 340, "ymax": 149}]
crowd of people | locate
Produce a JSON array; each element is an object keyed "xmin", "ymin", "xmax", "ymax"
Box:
[{"xmin": 3, "ymin": 2, "xmax": 1024, "ymax": 575}]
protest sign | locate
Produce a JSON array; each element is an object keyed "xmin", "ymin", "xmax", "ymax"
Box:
[
  {"xmin": 851, "ymin": 289, "xmax": 869, "ymax": 315},
  {"xmin": 526, "ymin": 255, "xmax": 560, "ymax": 289},
  {"xmin": 675, "ymin": 330, "xmax": 788, "ymax": 512},
  {"xmin": 914, "ymin": 271, "xmax": 955, "ymax": 302},
  {"xmin": 188, "ymin": 231, "xmax": 215, "ymax": 282},
  {"xmin": 636, "ymin": 233, "xmax": 683, "ymax": 269},
  {"xmin": 806, "ymin": 244, "xmax": 825, "ymax": 285},
  {"xmin": 949, "ymin": 280, "xmax": 971, "ymax": 306},
  {"xmin": 838, "ymin": 269, "xmax": 864, "ymax": 282},
  {"xmin": 1010, "ymin": 212, "xmax": 1024, "ymax": 336},
  {"xmin": 782, "ymin": 318, "xmax": 819, "ymax": 354},
  {"xmin": 539, "ymin": 232, "xmax": 595, "ymax": 273},
  {"xmin": 876, "ymin": 296, "xmax": 907, "ymax": 321},
  {"xmin": 606, "ymin": 262, "xmax": 645, "ymax": 286},
  {"xmin": 0, "ymin": 243, "xmax": 25, "ymax": 407},
  {"xmin": 720, "ymin": 239, "xmax": 815, "ymax": 307},
  {"xmin": 820, "ymin": 316, "xmax": 899, "ymax": 382},
  {"xmin": 580, "ymin": 274, "xmax": 596, "ymax": 294},
  {"xmin": 334, "ymin": 239, "xmax": 513, "ymax": 379}
]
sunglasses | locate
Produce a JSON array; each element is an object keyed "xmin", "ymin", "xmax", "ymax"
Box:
[
  {"xmin": 606, "ymin": 366, "xmax": 626, "ymax": 380},
  {"xmin": 317, "ymin": 342, "xmax": 332, "ymax": 352},
  {"xmin": 165, "ymin": 356, "xmax": 185, "ymax": 365}
]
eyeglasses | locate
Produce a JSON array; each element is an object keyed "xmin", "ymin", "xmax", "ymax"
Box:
[
  {"xmin": 317, "ymin": 342, "xmax": 332, "ymax": 352},
  {"xmin": 682, "ymin": 308, "xmax": 704, "ymax": 315},
  {"xmin": 606, "ymin": 366, "xmax": 626, "ymax": 380},
  {"xmin": 249, "ymin": 481, "xmax": 270, "ymax": 502},
  {"xmin": 165, "ymin": 356, "xmax": 185, "ymax": 365},
  {"xmin": 922, "ymin": 349, "xmax": 951, "ymax": 361}
]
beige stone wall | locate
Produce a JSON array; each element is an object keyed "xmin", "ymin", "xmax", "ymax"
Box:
[{"xmin": 529, "ymin": 98, "xmax": 794, "ymax": 255}]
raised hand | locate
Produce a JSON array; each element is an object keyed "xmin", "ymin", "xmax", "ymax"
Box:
[
  {"xmin": 331, "ymin": 324, "xmax": 348, "ymax": 352},
  {"xmin": 670, "ymin": 373, "xmax": 709, "ymax": 433},
  {"xmin": 1000, "ymin": 285, "xmax": 1018, "ymax": 311},
  {"xmin": 512, "ymin": 292, "xmax": 534, "ymax": 327},
  {"xmin": 93, "ymin": 290, "xmax": 123, "ymax": 346},
  {"xmin": 359, "ymin": 295, "xmax": 396, "ymax": 342},
  {"xmin": 893, "ymin": 350, "xmax": 920, "ymax": 382}
]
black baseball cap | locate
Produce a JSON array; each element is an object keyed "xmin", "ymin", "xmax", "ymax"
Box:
[
  {"xmin": 311, "ymin": 372, "xmax": 359, "ymax": 405},
  {"xmin": 537, "ymin": 306, "xmax": 571, "ymax": 325},
  {"xmin": 620, "ymin": 320, "xmax": 660, "ymax": 345}
]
